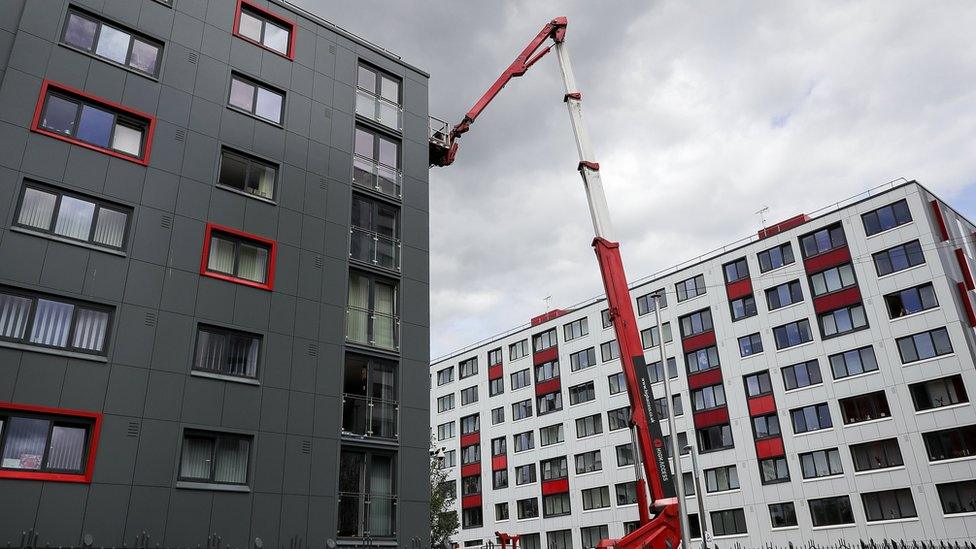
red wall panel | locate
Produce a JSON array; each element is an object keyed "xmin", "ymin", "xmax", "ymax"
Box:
[
  {"xmin": 681, "ymin": 330, "xmax": 716, "ymax": 353},
  {"xmin": 533, "ymin": 346, "xmax": 558, "ymax": 365},
  {"xmin": 687, "ymin": 367, "xmax": 723, "ymax": 390},
  {"xmin": 541, "ymin": 478, "xmax": 569, "ymax": 495},
  {"xmin": 693, "ymin": 406, "xmax": 729, "ymax": 428},
  {"xmin": 491, "ymin": 455, "xmax": 507, "ymax": 471},
  {"xmin": 747, "ymin": 394, "xmax": 777, "ymax": 417},
  {"xmin": 803, "ymin": 246, "xmax": 851, "ymax": 274},
  {"xmin": 931, "ymin": 200, "xmax": 950, "ymax": 241},
  {"xmin": 461, "ymin": 463, "xmax": 481, "ymax": 477},
  {"xmin": 488, "ymin": 364, "xmax": 503, "ymax": 380},
  {"xmin": 958, "ymin": 282, "xmax": 976, "ymax": 327},
  {"xmin": 535, "ymin": 377, "xmax": 561, "ymax": 396},
  {"xmin": 812, "ymin": 286, "xmax": 862, "ymax": 314},
  {"xmin": 725, "ymin": 278, "xmax": 753, "ymax": 300},
  {"xmin": 956, "ymin": 249, "xmax": 975, "ymax": 290},
  {"xmin": 461, "ymin": 494, "xmax": 482, "ymax": 509},
  {"xmin": 460, "ymin": 432, "xmax": 480, "ymax": 447},
  {"xmin": 755, "ymin": 437, "xmax": 785, "ymax": 459}
]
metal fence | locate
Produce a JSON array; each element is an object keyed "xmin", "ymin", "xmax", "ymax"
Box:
[{"xmin": 4, "ymin": 529, "xmax": 428, "ymax": 549}]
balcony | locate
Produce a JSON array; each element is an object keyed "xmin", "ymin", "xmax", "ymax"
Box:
[
  {"xmin": 353, "ymin": 154, "xmax": 401, "ymax": 199},
  {"xmin": 350, "ymin": 227, "xmax": 400, "ymax": 272},
  {"xmin": 356, "ymin": 89, "xmax": 402, "ymax": 131},
  {"xmin": 346, "ymin": 306, "xmax": 399, "ymax": 351},
  {"xmin": 342, "ymin": 394, "xmax": 398, "ymax": 440},
  {"xmin": 337, "ymin": 492, "xmax": 397, "ymax": 538}
]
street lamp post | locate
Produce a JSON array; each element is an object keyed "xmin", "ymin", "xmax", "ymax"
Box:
[{"xmin": 684, "ymin": 444, "xmax": 709, "ymax": 548}]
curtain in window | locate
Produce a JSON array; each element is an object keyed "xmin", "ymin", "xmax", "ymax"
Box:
[
  {"xmin": 208, "ymin": 236, "xmax": 236, "ymax": 274},
  {"xmin": 30, "ymin": 299, "xmax": 74, "ymax": 348},
  {"xmin": 368, "ymin": 454, "xmax": 395, "ymax": 536},
  {"xmin": 226, "ymin": 333, "xmax": 259, "ymax": 377},
  {"xmin": 54, "ymin": 196, "xmax": 95, "ymax": 241},
  {"xmin": 213, "ymin": 437, "xmax": 249, "ymax": 484},
  {"xmin": 180, "ymin": 436, "xmax": 213, "ymax": 480},
  {"xmin": 346, "ymin": 274, "xmax": 369, "ymax": 343},
  {"xmin": 373, "ymin": 282, "xmax": 396, "ymax": 348},
  {"xmin": 1, "ymin": 417, "xmax": 49, "ymax": 469},
  {"xmin": 93, "ymin": 208, "xmax": 127, "ymax": 248},
  {"xmin": 236, "ymin": 243, "xmax": 267, "ymax": 283},
  {"xmin": 195, "ymin": 330, "xmax": 224, "ymax": 373},
  {"xmin": 249, "ymin": 163, "xmax": 275, "ymax": 199},
  {"xmin": 72, "ymin": 308, "xmax": 109, "ymax": 352},
  {"xmin": 18, "ymin": 188, "xmax": 56, "ymax": 230},
  {"xmin": 0, "ymin": 293, "xmax": 32, "ymax": 339},
  {"xmin": 47, "ymin": 425, "xmax": 86, "ymax": 471},
  {"xmin": 112, "ymin": 124, "xmax": 142, "ymax": 156}
]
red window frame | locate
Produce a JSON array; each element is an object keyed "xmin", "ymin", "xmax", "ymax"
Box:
[
  {"xmin": 233, "ymin": 0, "xmax": 296, "ymax": 60},
  {"xmin": 200, "ymin": 223, "xmax": 277, "ymax": 291},
  {"xmin": 0, "ymin": 402, "xmax": 102, "ymax": 483},
  {"xmin": 30, "ymin": 80, "xmax": 156, "ymax": 166}
]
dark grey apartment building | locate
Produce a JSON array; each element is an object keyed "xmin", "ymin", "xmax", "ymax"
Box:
[{"xmin": 0, "ymin": 0, "xmax": 430, "ymax": 547}]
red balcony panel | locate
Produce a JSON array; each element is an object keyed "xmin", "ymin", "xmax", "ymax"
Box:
[
  {"xmin": 958, "ymin": 282, "xmax": 976, "ymax": 327},
  {"xmin": 813, "ymin": 286, "xmax": 862, "ymax": 314},
  {"xmin": 535, "ymin": 377, "xmax": 561, "ymax": 396},
  {"xmin": 687, "ymin": 368, "xmax": 723, "ymax": 390},
  {"xmin": 492, "ymin": 455, "xmax": 507, "ymax": 471},
  {"xmin": 461, "ymin": 463, "xmax": 481, "ymax": 477},
  {"xmin": 461, "ymin": 494, "xmax": 482, "ymax": 509},
  {"xmin": 541, "ymin": 478, "xmax": 569, "ymax": 496},
  {"xmin": 725, "ymin": 278, "xmax": 753, "ymax": 300},
  {"xmin": 460, "ymin": 432, "xmax": 480, "ymax": 447},
  {"xmin": 488, "ymin": 364, "xmax": 503, "ymax": 380},
  {"xmin": 693, "ymin": 406, "xmax": 729, "ymax": 429},
  {"xmin": 931, "ymin": 200, "xmax": 949, "ymax": 242},
  {"xmin": 531, "ymin": 309, "xmax": 568, "ymax": 326},
  {"xmin": 533, "ymin": 346, "xmax": 558, "ymax": 365},
  {"xmin": 759, "ymin": 214, "xmax": 810, "ymax": 239},
  {"xmin": 747, "ymin": 394, "xmax": 777, "ymax": 417},
  {"xmin": 803, "ymin": 246, "xmax": 851, "ymax": 273},
  {"xmin": 681, "ymin": 330, "xmax": 716, "ymax": 353},
  {"xmin": 956, "ymin": 249, "xmax": 975, "ymax": 290},
  {"xmin": 755, "ymin": 437, "xmax": 786, "ymax": 459}
]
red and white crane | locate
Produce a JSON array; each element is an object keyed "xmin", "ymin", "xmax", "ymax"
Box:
[{"xmin": 430, "ymin": 17, "xmax": 686, "ymax": 549}]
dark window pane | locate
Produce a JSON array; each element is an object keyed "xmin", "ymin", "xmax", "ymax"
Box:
[
  {"xmin": 41, "ymin": 95, "xmax": 80, "ymax": 135},
  {"xmin": 76, "ymin": 105, "xmax": 114, "ymax": 147},
  {"xmin": 64, "ymin": 13, "xmax": 97, "ymax": 50}
]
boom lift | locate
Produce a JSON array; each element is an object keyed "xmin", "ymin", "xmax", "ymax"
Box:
[{"xmin": 429, "ymin": 17, "xmax": 682, "ymax": 549}]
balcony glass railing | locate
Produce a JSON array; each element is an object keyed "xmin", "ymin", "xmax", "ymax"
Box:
[
  {"xmin": 346, "ymin": 306, "xmax": 399, "ymax": 351},
  {"xmin": 353, "ymin": 155, "xmax": 401, "ymax": 199},
  {"xmin": 342, "ymin": 394, "xmax": 398, "ymax": 439},
  {"xmin": 356, "ymin": 89, "xmax": 403, "ymax": 131},
  {"xmin": 338, "ymin": 492, "xmax": 397, "ymax": 538},
  {"xmin": 350, "ymin": 227, "xmax": 401, "ymax": 271}
]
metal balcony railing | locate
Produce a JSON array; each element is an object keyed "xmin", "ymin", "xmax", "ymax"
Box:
[
  {"xmin": 350, "ymin": 227, "xmax": 401, "ymax": 271},
  {"xmin": 337, "ymin": 492, "xmax": 397, "ymax": 538},
  {"xmin": 356, "ymin": 89, "xmax": 402, "ymax": 131},
  {"xmin": 353, "ymin": 154, "xmax": 402, "ymax": 199},
  {"xmin": 341, "ymin": 394, "xmax": 399, "ymax": 440},
  {"xmin": 346, "ymin": 306, "xmax": 399, "ymax": 351}
]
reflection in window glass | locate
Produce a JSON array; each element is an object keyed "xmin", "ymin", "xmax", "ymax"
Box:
[
  {"xmin": 112, "ymin": 124, "xmax": 143, "ymax": 157},
  {"xmin": 95, "ymin": 25, "xmax": 130, "ymax": 64},
  {"xmin": 238, "ymin": 11, "xmax": 263, "ymax": 42},
  {"xmin": 1, "ymin": 417, "xmax": 50, "ymax": 470},
  {"xmin": 255, "ymin": 88, "xmax": 283, "ymax": 122},
  {"xmin": 76, "ymin": 105, "xmax": 114, "ymax": 148},
  {"xmin": 18, "ymin": 188, "xmax": 57, "ymax": 230},
  {"xmin": 64, "ymin": 13, "xmax": 97, "ymax": 50},
  {"xmin": 42, "ymin": 95, "xmax": 80, "ymax": 136},
  {"xmin": 129, "ymin": 39, "xmax": 160, "ymax": 74},
  {"xmin": 229, "ymin": 78, "xmax": 255, "ymax": 111},
  {"xmin": 55, "ymin": 196, "xmax": 95, "ymax": 241},
  {"xmin": 264, "ymin": 21, "xmax": 290, "ymax": 54}
]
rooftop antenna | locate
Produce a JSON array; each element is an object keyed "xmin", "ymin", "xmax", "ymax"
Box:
[
  {"xmin": 756, "ymin": 205, "xmax": 770, "ymax": 233},
  {"xmin": 543, "ymin": 295, "xmax": 552, "ymax": 313}
]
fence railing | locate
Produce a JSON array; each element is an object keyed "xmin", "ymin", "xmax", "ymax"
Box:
[
  {"xmin": 341, "ymin": 393, "xmax": 398, "ymax": 440},
  {"xmin": 352, "ymin": 155, "xmax": 401, "ymax": 199},
  {"xmin": 356, "ymin": 89, "xmax": 402, "ymax": 131},
  {"xmin": 350, "ymin": 226, "xmax": 401, "ymax": 272}
]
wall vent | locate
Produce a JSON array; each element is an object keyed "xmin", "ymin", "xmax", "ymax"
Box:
[
  {"xmin": 161, "ymin": 215, "xmax": 173, "ymax": 229},
  {"xmin": 314, "ymin": 256, "xmax": 324, "ymax": 268},
  {"xmin": 329, "ymin": 44, "xmax": 336, "ymax": 55},
  {"xmin": 144, "ymin": 312, "xmax": 158, "ymax": 327},
  {"xmin": 126, "ymin": 421, "xmax": 140, "ymax": 437},
  {"xmin": 187, "ymin": 52, "xmax": 198, "ymax": 64},
  {"xmin": 307, "ymin": 343, "xmax": 319, "ymax": 357},
  {"xmin": 174, "ymin": 129, "xmax": 186, "ymax": 142},
  {"xmin": 323, "ymin": 107, "xmax": 332, "ymax": 119},
  {"xmin": 301, "ymin": 440, "xmax": 311, "ymax": 454},
  {"xmin": 319, "ymin": 177, "xmax": 327, "ymax": 189}
]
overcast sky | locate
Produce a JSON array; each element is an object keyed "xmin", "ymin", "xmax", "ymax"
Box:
[{"xmin": 294, "ymin": 1, "xmax": 976, "ymax": 359}]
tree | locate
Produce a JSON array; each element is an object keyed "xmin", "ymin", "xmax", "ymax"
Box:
[{"xmin": 430, "ymin": 438, "xmax": 459, "ymax": 547}]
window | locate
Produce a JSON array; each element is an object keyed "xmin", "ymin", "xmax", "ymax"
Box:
[
  {"xmin": 460, "ymin": 386, "xmax": 478, "ymax": 406},
  {"xmin": 819, "ymin": 303, "xmax": 868, "ymax": 338},
  {"xmin": 535, "ymin": 360, "xmax": 559, "ymax": 383},
  {"xmin": 516, "ymin": 497, "xmax": 538, "ymax": 518},
  {"xmin": 350, "ymin": 194, "xmax": 399, "ymax": 271},
  {"xmin": 937, "ymin": 480, "xmax": 976, "ymax": 515},
  {"xmin": 580, "ymin": 526, "xmax": 608, "ymax": 549},
  {"xmin": 724, "ymin": 257, "xmax": 750, "ymax": 283},
  {"xmin": 608, "ymin": 372, "xmax": 625, "ymax": 395},
  {"xmin": 536, "ymin": 391, "xmax": 562, "ymax": 415},
  {"xmin": 760, "ymin": 457, "xmax": 790, "ymax": 484},
  {"xmin": 862, "ymin": 199, "xmax": 912, "ymax": 236},
  {"xmin": 461, "ymin": 474, "xmax": 481, "ymax": 495},
  {"xmin": 862, "ymin": 488, "xmax": 917, "ymax": 522},
  {"xmin": 616, "ymin": 444, "xmax": 635, "ymax": 466},
  {"xmin": 685, "ymin": 346, "xmax": 720, "ymax": 374},
  {"xmin": 829, "ymin": 346, "xmax": 878, "ymax": 380},
  {"xmin": 730, "ymin": 294, "xmax": 757, "ymax": 321},
  {"xmin": 489, "ymin": 378, "xmax": 504, "ymax": 397},
  {"xmin": 752, "ymin": 414, "xmax": 781, "ymax": 440},
  {"xmin": 686, "ymin": 515, "xmax": 701, "ymax": 539},
  {"xmin": 546, "ymin": 530, "xmax": 572, "ymax": 549},
  {"xmin": 682, "ymin": 472, "xmax": 696, "ymax": 496},
  {"xmin": 540, "ymin": 456, "xmax": 567, "ymax": 481},
  {"xmin": 744, "ymin": 371, "xmax": 772, "ymax": 398},
  {"xmin": 0, "ymin": 287, "xmax": 112, "ymax": 356},
  {"xmin": 672, "ymin": 394, "xmax": 684, "ymax": 416},
  {"xmin": 193, "ymin": 325, "xmax": 261, "ymax": 379},
  {"xmin": 203, "ymin": 224, "xmax": 276, "ymax": 290},
  {"xmin": 765, "ymin": 280, "xmax": 803, "ymax": 310},
  {"xmin": 234, "ymin": 0, "xmax": 294, "ymax": 58},
  {"xmin": 0, "ymin": 405, "xmax": 98, "ymax": 481},
  {"xmin": 543, "ymin": 493, "xmax": 571, "ymax": 517},
  {"xmin": 576, "ymin": 414, "xmax": 603, "ymax": 438},
  {"xmin": 563, "ymin": 318, "xmax": 588, "ymax": 341},
  {"xmin": 808, "ymin": 496, "xmax": 855, "ymax": 527},
  {"xmin": 569, "ymin": 347, "xmax": 597, "ymax": 371},
  {"xmin": 885, "ymin": 283, "xmax": 938, "ymax": 318},
  {"xmin": 704, "ymin": 465, "xmax": 739, "ymax": 493},
  {"xmin": 809, "ymin": 263, "xmax": 856, "ymax": 297},
  {"xmin": 800, "ymin": 223, "xmax": 846, "ymax": 258},
  {"xmin": 601, "ymin": 308, "xmax": 612, "ymax": 328},
  {"xmin": 33, "ymin": 81, "xmax": 153, "ymax": 163},
  {"xmin": 782, "ymin": 360, "xmax": 822, "ymax": 390},
  {"xmin": 514, "ymin": 431, "xmax": 534, "ymax": 453},
  {"xmin": 790, "ymin": 403, "xmax": 832, "ymax": 434},
  {"xmin": 582, "ymin": 486, "xmax": 611, "ymax": 510},
  {"xmin": 850, "ymin": 438, "xmax": 903, "ymax": 472},
  {"xmin": 600, "ymin": 340, "xmax": 619, "ymax": 362},
  {"xmin": 653, "ymin": 397, "xmax": 669, "ymax": 419},
  {"xmin": 461, "ymin": 507, "xmax": 482, "ymax": 529},
  {"xmin": 15, "ymin": 183, "xmax": 131, "ymax": 251},
  {"xmin": 436, "ymin": 394, "xmax": 454, "ymax": 413},
  {"xmin": 697, "ymin": 424, "xmax": 733, "ymax": 452},
  {"xmin": 460, "ymin": 445, "xmax": 480, "ymax": 465},
  {"xmin": 873, "ymin": 240, "xmax": 925, "ymax": 276},
  {"xmin": 711, "ymin": 508, "xmax": 747, "ymax": 536},
  {"xmin": 460, "ymin": 414, "xmax": 479, "ymax": 435},
  {"xmin": 773, "ymin": 319, "xmax": 813, "ymax": 349},
  {"xmin": 495, "ymin": 502, "xmax": 508, "ymax": 521},
  {"xmin": 922, "ymin": 425, "xmax": 976, "ymax": 461},
  {"xmin": 738, "ymin": 333, "xmax": 763, "ymax": 357},
  {"xmin": 569, "ymin": 381, "xmax": 595, "ymax": 405},
  {"xmin": 228, "ymin": 73, "xmax": 284, "ymax": 125},
  {"xmin": 897, "ymin": 327, "xmax": 953, "ymax": 363},
  {"xmin": 356, "ymin": 63, "xmax": 401, "ymax": 130},
  {"xmin": 487, "ymin": 348, "xmax": 502, "ymax": 365},
  {"xmin": 676, "ymin": 274, "xmax": 706, "ymax": 301},
  {"xmin": 679, "ymin": 309, "xmax": 713, "ymax": 338},
  {"xmin": 459, "ymin": 357, "xmax": 478, "ymax": 379},
  {"xmin": 640, "ymin": 323, "xmax": 672, "ymax": 348},
  {"xmin": 539, "ymin": 424, "xmax": 563, "ymax": 446},
  {"xmin": 758, "ymin": 242, "xmax": 795, "ymax": 272},
  {"xmin": 799, "ymin": 448, "xmax": 843, "ymax": 479},
  {"xmin": 491, "ymin": 407, "xmax": 505, "ymax": 425},
  {"xmin": 492, "ymin": 469, "xmax": 508, "ymax": 490},
  {"xmin": 509, "ymin": 339, "xmax": 529, "ymax": 360},
  {"xmin": 62, "ymin": 10, "xmax": 162, "ymax": 75},
  {"xmin": 438, "ymin": 450, "xmax": 456, "ymax": 469},
  {"xmin": 768, "ymin": 502, "xmax": 797, "ymax": 529},
  {"xmin": 437, "ymin": 422, "xmax": 455, "ymax": 441},
  {"xmin": 490, "ymin": 437, "xmax": 506, "ymax": 457},
  {"xmin": 636, "ymin": 290, "xmax": 667, "ymax": 315},
  {"xmin": 511, "ymin": 369, "xmax": 531, "ymax": 390},
  {"xmin": 910, "ymin": 375, "xmax": 968, "ymax": 411},
  {"xmin": 839, "ymin": 391, "xmax": 890, "ymax": 424},
  {"xmin": 575, "ymin": 450, "xmax": 602, "ymax": 474},
  {"xmin": 179, "ymin": 431, "xmax": 251, "ymax": 485},
  {"xmin": 436, "ymin": 367, "xmax": 453, "ymax": 386},
  {"xmin": 533, "ymin": 328, "xmax": 557, "ymax": 352},
  {"xmin": 515, "ymin": 464, "xmax": 536, "ymax": 485},
  {"xmin": 615, "ymin": 482, "xmax": 638, "ymax": 505},
  {"xmin": 692, "ymin": 384, "xmax": 726, "ymax": 412},
  {"xmin": 346, "ymin": 270, "xmax": 397, "ymax": 349},
  {"xmin": 353, "ymin": 125, "xmax": 401, "ymax": 198},
  {"xmin": 607, "ymin": 407, "xmax": 630, "ymax": 431},
  {"xmin": 648, "ymin": 357, "xmax": 678, "ymax": 382}
]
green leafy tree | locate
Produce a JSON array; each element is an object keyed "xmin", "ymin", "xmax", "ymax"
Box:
[{"xmin": 430, "ymin": 438, "xmax": 459, "ymax": 547}]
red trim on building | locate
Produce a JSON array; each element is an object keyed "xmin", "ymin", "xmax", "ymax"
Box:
[
  {"xmin": 460, "ymin": 463, "xmax": 481, "ymax": 477},
  {"xmin": 530, "ymin": 309, "xmax": 567, "ymax": 326},
  {"xmin": 460, "ymin": 432, "xmax": 480, "ymax": 447},
  {"xmin": 931, "ymin": 200, "xmax": 950, "ymax": 242},
  {"xmin": 488, "ymin": 364, "xmax": 503, "ymax": 381},
  {"xmin": 803, "ymin": 246, "xmax": 851, "ymax": 273},
  {"xmin": 233, "ymin": 0, "xmax": 296, "ymax": 60},
  {"xmin": 956, "ymin": 249, "xmax": 975, "ymax": 290},
  {"xmin": 692, "ymin": 406, "xmax": 729, "ymax": 429},
  {"xmin": 533, "ymin": 346, "xmax": 558, "ymax": 365},
  {"xmin": 747, "ymin": 394, "xmax": 777, "ymax": 417},
  {"xmin": 687, "ymin": 368, "xmax": 722, "ymax": 390},
  {"xmin": 812, "ymin": 286, "xmax": 862, "ymax": 315},
  {"xmin": 534, "ymin": 377, "xmax": 561, "ymax": 396},
  {"xmin": 31, "ymin": 80, "xmax": 156, "ymax": 166},
  {"xmin": 541, "ymin": 478, "xmax": 569, "ymax": 495},
  {"xmin": 491, "ymin": 455, "xmax": 507, "ymax": 471},
  {"xmin": 681, "ymin": 330, "xmax": 716, "ymax": 353},
  {"xmin": 461, "ymin": 494, "xmax": 482, "ymax": 509},
  {"xmin": 725, "ymin": 278, "xmax": 753, "ymax": 300},
  {"xmin": 755, "ymin": 437, "xmax": 785, "ymax": 459},
  {"xmin": 758, "ymin": 214, "xmax": 810, "ymax": 239},
  {"xmin": 0, "ymin": 402, "xmax": 102, "ymax": 483},
  {"xmin": 200, "ymin": 223, "xmax": 277, "ymax": 291},
  {"xmin": 957, "ymin": 282, "xmax": 976, "ymax": 327}
]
